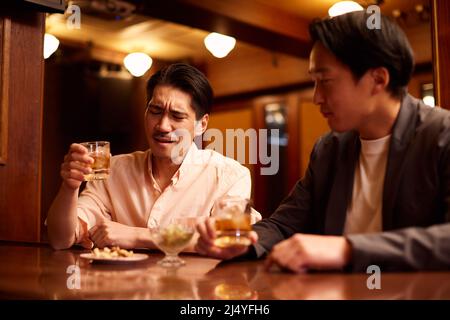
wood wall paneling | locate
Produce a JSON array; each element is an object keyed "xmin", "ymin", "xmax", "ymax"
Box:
[
  {"xmin": 431, "ymin": 0, "xmax": 450, "ymax": 109},
  {"xmin": 0, "ymin": 11, "xmax": 45, "ymax": 242},
  {"xmin": 298, "ymin": 101, "xmax": 329, "ymax": 178},
  {"xmin": 0, "ymin": 18, "xmax": 11, "ymax": 165}
]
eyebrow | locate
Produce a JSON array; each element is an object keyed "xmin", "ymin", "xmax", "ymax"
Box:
[
  {"xmin": 147, "ymin": 103, "xmax": 188, "ymax": 116},
  {"xmin": 308, "ymin": 67, "xmax": 332, "ymax": 75}
]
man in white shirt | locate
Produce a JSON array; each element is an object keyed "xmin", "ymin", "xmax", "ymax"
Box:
[
  {"xmin": 47, "ymin": 63, "xmax": 260, "ymax": 250},
  {"xmin": 196, "ymin": 11, "xmax": 450, "ymax": 272}
]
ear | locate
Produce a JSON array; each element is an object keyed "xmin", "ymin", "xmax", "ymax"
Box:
[
  {"xmin": 370, "ymin": 67, "xmax": 390, "ymax": 95},
  {"xmin": 195, "ymin": 114, "xmax": 209, "ymax": 136}
]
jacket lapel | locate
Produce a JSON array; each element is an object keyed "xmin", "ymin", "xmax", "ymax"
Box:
[
  {"xmin": 324, "ymin": 132, "xmax": 360, "ymax": 235},
  {"xmin": 382, "ymin": 94, "xmax": 418, "ymax": 230}
]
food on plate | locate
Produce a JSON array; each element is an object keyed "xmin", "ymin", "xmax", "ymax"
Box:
[{"xmin": 92, "ymin": 246, "xmax": 134, "ymax": 258}]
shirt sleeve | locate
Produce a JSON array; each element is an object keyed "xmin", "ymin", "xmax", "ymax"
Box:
[
  {"xmin": 75, "ymin": 181, "xmax": 113, "ymax": 243},
  {"xmin": 218, "ymin": 164, "xmax": 262, "ymax": 223}
]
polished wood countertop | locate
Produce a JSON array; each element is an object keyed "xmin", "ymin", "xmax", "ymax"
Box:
[{"xmin": 0, "ymin": 242, "xmax": 449, "ymax": 300}]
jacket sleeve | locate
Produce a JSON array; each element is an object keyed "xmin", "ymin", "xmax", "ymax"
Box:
[
  {"xmin": 346, "ymin": 223, "xmax": 450, "ymax": 271},
  {"xmin": 251, "ymin": 140, "xmax": 322, "ymax": 258}
]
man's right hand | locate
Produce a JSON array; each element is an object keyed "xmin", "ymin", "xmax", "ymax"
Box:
[
  {"xmin": 60, "ymin": 143, "xmax": 94, "ymax": 190},
  {"xmin": 195, "ymin": 218, "xmax": 258, "ymax": 260}
]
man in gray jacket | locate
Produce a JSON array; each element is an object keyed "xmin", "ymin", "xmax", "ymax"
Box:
[{"xmin": 195, "ymin": 11, "xmax": 450, "ymax": 272}]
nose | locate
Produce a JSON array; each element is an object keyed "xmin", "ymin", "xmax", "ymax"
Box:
[
  {"xmin": 313, "ymin": 82, "xmax": 324, "ymax": 105},
  {"xmin": 156, "ymin": 114, "xmax": 172, "ymax": 132}
]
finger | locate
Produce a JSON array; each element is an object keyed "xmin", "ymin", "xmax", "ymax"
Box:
[
  {"xmin": 265, "ymin": 245, "xmax": 288, "ymax": 271},
  {"xmin": 61, "ymin": 169, "xmax": 85, "ymax": 182},
  {"xmin": 205, "ymin": 218, "xmax": 216, "ymax": 239},
  {"xmin": 70, "ymin": 143, "xmax": 89, "ymax": 154},
  {"xmin": 195, "ymin": 235, "xmax": 216, "ymax": 254},
  {"xmin": 96, "ymin": 234, "xmax": 114, "ymax": 248},
  {"xmin": 195, "ymin": 238, "xmax": 226, "ymax": 259},
  {"xmin": 88, "ymin": 225, "xmax": 98, "ymax": 237},
  {"xmin": 197, "ymin": 238, "xmax": 249, "ymax": 260},
  {"xmin": 264, "ymin": 256, "xmax": 287, "ymax": 273},
  {"xmin": 89, "ymin": 226, "xmax": 105, "ymax": 245},
  {"xmin": 80, "ymin": 238, "xmax": 94, "ymax": 250},
  {"xmin": 223, "ymin": 245, "xmax": 250, "ymax": 259},
  {"xmin": 69, "ymin": 152, "xmax": 94, "ymax": 165},
  {"xmin": 91, "ymin": 232, "xmax": 104, "ymax": 247},
  {"xmin": 62, "ymin": 160, "xmax": 86, "ymax": 172},
  {"xmin": 266, "ymin": 241, "xmax": 303, "ymax": 273},
  {"xmin": 195, "ymin": 239, "xmax": 211, "ymax": 256},
  {"xmin": 249, "ymin": 231, "xmax": 258, "ymax": 244},
  {"xmin": 197, "ymin": 222, "xmax": 215, "ymax": 246},
  {"xmin": 65, "ymin": 161, "xmax": 92, "ymax": 175}
]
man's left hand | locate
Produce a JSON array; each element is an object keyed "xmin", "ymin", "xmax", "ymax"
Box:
[
  {"xmin": 89, "ymin": 220, "xmax": 143, "ymax": 249},
  {"xmin": 265, "ymin": 234, "xmax": 352, "ymax": 273}
]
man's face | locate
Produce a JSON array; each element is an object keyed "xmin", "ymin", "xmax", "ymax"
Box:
[
  {"xmin": 145, "ymin": 85, "xmax": 207, "ymax": 161},
  {"xmin": 309, "ymin": 42, "xmax": 375, "ymax": 133}
]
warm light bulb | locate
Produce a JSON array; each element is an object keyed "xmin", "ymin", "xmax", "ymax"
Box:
[
  {"xmin": 44, "ymin": 33, "xmax": 60, "ymax": 59},
  {"xmin": 123, "ymin": 52, "xmax": 152, "ymax": 77},
  {"xmin": 328, "ymin": 1, "xmax": 364, "ymax": 17},
  {"xmin": 423, "ymin": 95, "xmax": 435, "ymax": 107},
  {"xmin": 204, "ymin": 32, "xmax": 236, "ymax": 58}
]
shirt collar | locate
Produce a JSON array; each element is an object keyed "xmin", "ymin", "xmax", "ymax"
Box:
[{"xmin": 147, "ymin": 142, "xmax": 200, "ymax": 187}]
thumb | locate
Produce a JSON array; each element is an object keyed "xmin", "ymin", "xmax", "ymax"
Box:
[
  {"xmin": 80, "ymin": 237, "xmax": 94, "ymax": 249},
  {"xmin": 249, "ymin": 231, "xmax": 258, "ymax": 244}
]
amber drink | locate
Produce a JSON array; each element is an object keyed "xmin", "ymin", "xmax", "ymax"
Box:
[
  {"xmin": 81, "ymin": 141, "xmax": 110, "ymax": 181},
  {"xmin": 213, "ymin": 197, "xmax": 252, "ymax": 248}
]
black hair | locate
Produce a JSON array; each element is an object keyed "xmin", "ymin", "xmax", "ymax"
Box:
[
  {"xmin": 309, "ymin": 11, "xmax": 415, "ymax": 99},
  {"xmin": 146, "ymin": 63, "xmax": 213, "ymax": 119}
]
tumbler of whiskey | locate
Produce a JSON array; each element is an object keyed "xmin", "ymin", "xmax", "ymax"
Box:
[
  {"xmin": 80, "ymin": 141, "xmax": 111, "ymax": 181},
  {"xmin": 213, "ymin": 196, "xmax": 252, "ymax": 248}
]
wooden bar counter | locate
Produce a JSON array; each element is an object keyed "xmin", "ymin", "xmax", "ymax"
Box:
[{"xmin": 0, "ymin": 242, "xmax": 449, "ymax": 300}]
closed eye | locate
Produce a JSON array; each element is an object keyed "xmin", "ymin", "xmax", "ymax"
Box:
[
  {"xmin": 147, "ymin": 105, "xmax": 164, "ymax": 114},
  {"xmin": 171, "ymin": 112, "xmax": 187, "ymax": 120}
]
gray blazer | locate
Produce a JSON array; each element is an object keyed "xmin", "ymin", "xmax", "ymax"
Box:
[{"xmin": 252, "ymin": 94, "xmax": 450, "ymax": 272}]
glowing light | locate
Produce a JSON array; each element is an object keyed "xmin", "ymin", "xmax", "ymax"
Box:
[
  {"xmin": 328, "ymin": 1, "xmax": 364, "ymax": 17},
  {"xmin": 123, "ymin": 52, "xmax": 152, "ymax": 77},
  {"xmin": 204, "ymin": 32, "xmax": 236, "ymax": 58},
  {"xmin": 44, "ymin": 33, "xmax": 60, "ymax": 59}
]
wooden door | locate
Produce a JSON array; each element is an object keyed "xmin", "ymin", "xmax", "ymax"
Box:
[{"xmin": 0, "ymin": 10, "xmax": 45, "ymax": 242}]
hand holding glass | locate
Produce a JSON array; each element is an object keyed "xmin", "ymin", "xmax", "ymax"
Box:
[
  {"xmin": 80, "ymin": 141, "xmax": 111, "ymax": 181},
  {"xmin": 213, "ymin": 196, "xmax": 252, "ymax": 248}
]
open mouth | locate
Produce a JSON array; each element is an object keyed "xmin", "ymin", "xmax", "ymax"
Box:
[{"xmin": 153, "ymin": 133, "xmax": 178, "ymax": 144}]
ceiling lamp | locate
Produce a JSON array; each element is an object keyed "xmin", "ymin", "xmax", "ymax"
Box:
[
  {"xmin": 123, "ymin": 52, "xmax": 152, "ymax": 77},
  {"xmin": 43, "ymin": 33, "xmax": 60, "ymax": 59},
  {"xmin": 422, "ymin": 95, "xmax": 435, "ymax": 107},
  {"xmin": 328, "ymin": 1, "xmax": 364, "ymax": 17},
  {"xmin": 204, "ymin": 32, "xmax": 236, "ymax": 58}
]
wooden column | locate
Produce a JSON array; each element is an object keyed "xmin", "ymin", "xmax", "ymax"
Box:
[
  {"xmin": 0, "ymin": 10, "xmax": 45, "ymax": 242},
  {"xmin": 431, "ymin": 0, "xmax": 450, "ymax": 109}
]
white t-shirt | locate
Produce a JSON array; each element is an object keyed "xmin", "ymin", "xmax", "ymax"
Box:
[{"xmin": 344, "ymin": 134, "xmax": 391, "ymax": 234}]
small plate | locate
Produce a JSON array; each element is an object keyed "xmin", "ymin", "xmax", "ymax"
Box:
[{"xmin": 79, "ymin": 253, "xmax": 149, "ymax": 264}]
